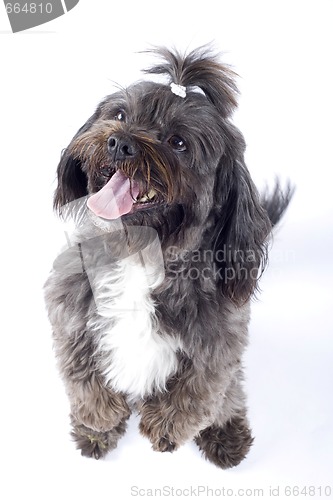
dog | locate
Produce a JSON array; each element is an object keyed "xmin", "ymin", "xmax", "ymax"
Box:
[{"xmin": 44, "ymin": 46, "xmax": 293, "ymax": 469}]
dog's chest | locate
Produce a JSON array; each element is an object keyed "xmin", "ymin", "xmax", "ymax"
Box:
[{"xmin": 89, "ymin": 257, "xmax": 180, "ymax": 399}]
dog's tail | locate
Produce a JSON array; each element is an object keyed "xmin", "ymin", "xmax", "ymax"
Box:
[{"xmin": 261, "ymin": 180, "xmax": 295, "ymax": 228}]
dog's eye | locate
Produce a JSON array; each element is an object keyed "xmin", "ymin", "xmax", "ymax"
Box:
[
  {"xmin": 168, "ymin": 135, "xmax": 187, "ymax": 152},
  {"xmin": 114, "ymin": 111, "xmax": 126, "ymax": 122}
]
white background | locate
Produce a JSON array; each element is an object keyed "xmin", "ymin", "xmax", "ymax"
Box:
[{"xmin": 1, "ymin": 1, "xmax": 332, "ymax": 499}]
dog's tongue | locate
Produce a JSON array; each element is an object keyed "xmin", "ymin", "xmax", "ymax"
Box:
[{"xmin": 87, "ymin": 170, "xmax": 139, "ymax": 219}]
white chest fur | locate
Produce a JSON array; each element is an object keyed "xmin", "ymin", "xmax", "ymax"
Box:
[{"xmin": 88, "ymin": 254, "xmax": 181, "ymax": 400}]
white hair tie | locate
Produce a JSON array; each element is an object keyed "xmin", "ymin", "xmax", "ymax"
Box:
[{"xmin": 170, "ymin": 83, "xmax": 186, "ymax": 98}]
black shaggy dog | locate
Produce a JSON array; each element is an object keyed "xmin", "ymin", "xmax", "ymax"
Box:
[{"xmin": 44, "ymin": 46, "xmax": 292, "ymax": 468}]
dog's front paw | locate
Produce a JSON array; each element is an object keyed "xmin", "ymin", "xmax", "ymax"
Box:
[
  {"xmin": 139, "ymin": 403, "xmax": 182, "ymax": 453},
  {"xmin": 74, "ymin": 429, "xmax": 109, "ymax": 460},
  {"xmin": 155, "ymin": 437, "xmax": 177, "ymax": 453},
  {"xmin": 139, "ymin": 418, "xmax": 179, "ymax": 453},
  {"xmin": 71, "ymin": 416, "xmax": 129, "ymax": 459}
]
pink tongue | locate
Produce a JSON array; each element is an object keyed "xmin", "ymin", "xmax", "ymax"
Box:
[{"xmin": 87, "ymin": 170, "xmax": 139, "ymax": 219}]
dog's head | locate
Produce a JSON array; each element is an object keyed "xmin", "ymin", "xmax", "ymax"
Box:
[{"xmin": 54, "ymin": 46, "xmax": 271, "ymax": 303}]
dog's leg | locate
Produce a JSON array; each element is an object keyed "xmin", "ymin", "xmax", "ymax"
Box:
[
  {"xmin": 195, "ymin": 370, "xmax": 253, "ymax": 469},
  {"xmin": 66, "ymin": 375, "xmax": 131, "ymax": 459},
  {"xmin": 138, "ymin": 355, "xmax": 236, "ymax": 454},
  {"xmin": 139, "ymin": 358, "xmax": 253, "ymax": 469}
]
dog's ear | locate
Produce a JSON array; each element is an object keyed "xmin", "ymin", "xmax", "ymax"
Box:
[
  {"xmin": 53, "ymin": 149, "xmax": 88, "ymax": 213},
  {"xmin": 211, "ymin": 139, "xmax": 271, "ymax": 304},
  {"xmin": 144, "ymin": 45, "xmax": 238, "ymax": 117},
  {"xmin": 53, "ymin": 109, "xmax": 101, "ymax": 214}
]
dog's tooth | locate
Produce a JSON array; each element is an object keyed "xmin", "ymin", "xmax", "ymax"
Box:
[
  {"xmin": 138, "ymin": 195, "xmax": 149, "ymax": 202},
  {"xmin": 147, "ymin": 188, "xmax": 157, "ymax": 199},
  {"xmin": 135, "ymin": 189, "xmax": 157, "ymax": 203}
]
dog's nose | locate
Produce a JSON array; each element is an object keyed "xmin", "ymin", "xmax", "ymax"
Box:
[{"xmin": 107, "ymin": 135, "xmax": 138, "ymax": 161}]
